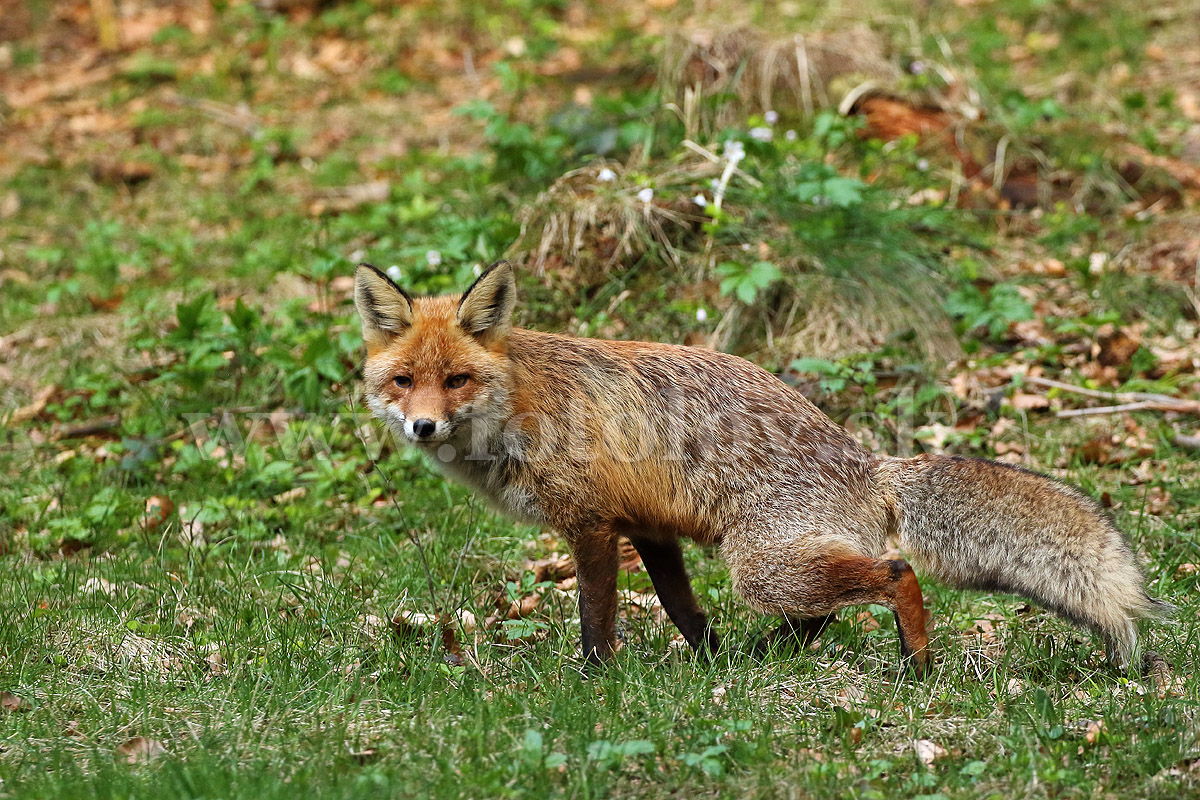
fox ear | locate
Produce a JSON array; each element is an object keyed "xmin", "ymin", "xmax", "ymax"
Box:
[
  {"xmin": 355, "ymin": 263, "xmax": 414, "ymax": 345},
  {"xmin": 457, "ymin": 261, "xmax": 516, "ymax": 339}
]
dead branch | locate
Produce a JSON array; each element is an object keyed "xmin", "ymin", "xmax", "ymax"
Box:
[
  {"xmin": 1026, "ymin": 376, "xmax": 1200, "ymax": 416},
  {"xmin": 1173, "ymin": 432, "xmax": 1200, "ymax": 451}
]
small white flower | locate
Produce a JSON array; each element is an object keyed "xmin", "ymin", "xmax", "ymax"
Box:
[
  {"xmin": 425, "ymin": 250, "xmax": 442, "ymax": 267},
  {"xmin": 597, "ymin": 168, "xmax": 617, "ymax": 182},
  {"xmin": 637, "ymin": 187, "xmax": 654, "ymax": 203},
  {"xmin": 909, "ymin": 60, "xmax": 926, "ymax": 75},
  {"xmin": 693, "ymin": 193, "xmax": 708, "ymax": 207},
  {"xmin": 740, "ymin": 243, "xmax": 751, "ymax": 251},
  {"xmin": 916, "ymin": 158, "xmax": 930, "ymax": 172},
  {"xmin": 785, "ymin": 129, "xmax": 798, "ymax": 142},
  {"xmin": 386, "ymin": 265, "xmax": 402, "ymax": 282},
  {"xmin": 723, "ymin": 139, "xmax": 745, "ymax": 162},
  {"xmin": 696, "ymin": 307, "xmax": 708, "ymax": 323},
  {"xmin": 473, "ymin": 263, "xmax": 483, "ymax": 277},
  {"xmin": 350, "ymin": 249, "xmax": 366, "ymax": 263},
  {"xmin": 764, "ymin": 110, "xmax": 779, "ymax": 125},
  {"xmin": 749, "ymin": 127, "xmax": 773, "ymax": 142},
  {"xmin": 710, "ymin": 178, "xmax": 721, "ymax": 191}
]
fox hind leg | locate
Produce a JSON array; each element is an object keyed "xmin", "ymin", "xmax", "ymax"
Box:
[{"xmin": 729, "ymin": 545, "xmax": 932, "ymax": 676}]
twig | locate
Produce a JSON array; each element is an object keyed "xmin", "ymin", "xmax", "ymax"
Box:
[
  {"xmin": 53, "ymin": 416, "xmax": 121, "ymax": 440},
  {"xmin": 1056, "ymin": 401, "xmax": 1176, "ymax": 418},
  {"xmin": 163, "ymin": 92, "xmax": 262, "ymax": 136},
  {"xmin": 1026, "ymin": 376, "xmax": 1200, "ymax": 415},
  {"xmin": 1173, "ymin": 432, "xmax": 1200, "ymax": 451}
]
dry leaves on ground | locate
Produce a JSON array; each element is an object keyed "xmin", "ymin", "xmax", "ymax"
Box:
[
  {"xmin": 1, "ymin": 691, "xmax": 29, "ymax": 713},
  {"xmin": 116, "ymin": 736, "xmax": 167, "ymax": 764}
]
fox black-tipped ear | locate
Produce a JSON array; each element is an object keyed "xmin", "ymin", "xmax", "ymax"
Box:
[
  {"xmin": 457, "ymin": 261, "xmax": 516, "ymax": 339},
  {"xmin": 354, "ymin": 263, "xmax": 414, "ymax": 346}
]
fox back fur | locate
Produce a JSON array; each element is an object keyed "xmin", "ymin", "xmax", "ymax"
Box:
[{"xmin": 355, "ymin": 261, "xmax": 1173, "ymax": 673}]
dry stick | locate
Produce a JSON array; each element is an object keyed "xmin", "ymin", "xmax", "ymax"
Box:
[
  {"xmin": 1025, "ymin": 375, "xmax": 1200, "ymax": 415},
  {"xmin": 163, "ymin": 92, "xmax": 262, "ymax": 135},
  {"xmin": 1056, "ymin": 401, "xmax": 1175, "ymax": 418},
  {"xmin": 1173, "ymin": 432, "xmax": 1200, "ymax": 451}
]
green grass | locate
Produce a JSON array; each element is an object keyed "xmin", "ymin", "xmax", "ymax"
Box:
[{"xmin": 2, "ymin": 0, "xmax": 1198, "ymax": 796}]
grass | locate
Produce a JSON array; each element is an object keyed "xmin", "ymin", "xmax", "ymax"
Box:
[{"xmin": 2, "ymin": 0, "xmax": 1198, "ymax": 797}]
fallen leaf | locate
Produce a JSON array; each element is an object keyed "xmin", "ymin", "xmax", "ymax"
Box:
[
  {"xmin": 529, "ymin": 553, "xmax": 574, "ymax": 583},
  {"xmin": 0, "ymin": 191, "xmax": 19, "ymax": 218},
  {"xmin": 506, "ymin": 593, "xmax": 542, "ymax": 619},
  {"xmin": 1145, "ymin": 652, "xmax": 1184, "ymax": 699},
  {"xmin": 440, "ymin": 624, "xmax": 464, "ymax": 666},
  {"xmin": 117, "ymin": 736, "xmax": 167, "ymax": 764},
  {"xmin": 92, "ymin": 160, "xmax": 155, "ymax": 186},
  {"xmin": 854, "ymin": 609, "xmax": 880, "ymax": 632},
  {"xmin": 1, "ymin": 691, "xmax": 29, "ymax": 712},
  {"xmin": 204, "ymin": 651, "xmax": 226, "ymax": 675},
  {"xmin": 143, "ymin": 496, "xmax": 174, "ymax": 530},
  {"xmin": 1094, "ymin": 325, "xmax": 1141, "ymax": 368},
  {"xmin": 82, "ymin": 577, "xmax": 117, "ymax": 595},
  {"xmin": 914, "ymin": 739, "xmax": 948, "ymax": 767},
  {"xmin": 8, "ymin": 384, "xmax": 58, "ymax": 425},
  {"xmin": 1010, "ymin": 391, "xmax": 1050, "ymax": 412}
]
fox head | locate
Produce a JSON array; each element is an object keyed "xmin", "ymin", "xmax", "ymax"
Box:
[{"xmin": 354, "ymin": 261, "xmax": 516, "ymax": 450}]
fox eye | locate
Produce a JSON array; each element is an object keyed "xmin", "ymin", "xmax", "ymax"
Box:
[
  {"xmin": 394, "ymin": 375, "xmax": 412, "ymax": 389},
  {"xmin": 445, "ymin": 374, "xmax": 470, "ymax": 389}
]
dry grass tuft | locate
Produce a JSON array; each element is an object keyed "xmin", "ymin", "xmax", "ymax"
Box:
[
  {"xmin": 659, "ymin": 25, "xmax": 898, "ymax": 131},
  {"xmin": 514, "ymin": 160, "xmax": 717, "ymax": 286},
  {"xmin": 773, "ymin": 274, "xmax": 959, "ymax": 362}
]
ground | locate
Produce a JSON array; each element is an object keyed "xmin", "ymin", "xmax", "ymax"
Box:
[{"xmin": 1, "ymin": 0, "xmax": 1198, "ymax": 797}]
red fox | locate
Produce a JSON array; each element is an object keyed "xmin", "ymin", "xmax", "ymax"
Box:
[{"xmin": 354, "ymin": 261, "xmax": 1173, "ymax": 675}]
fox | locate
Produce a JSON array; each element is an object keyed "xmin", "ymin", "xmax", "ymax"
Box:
[{"xmin": 354, "ymin": 260, "xmax": 1174, "ymax": 675}]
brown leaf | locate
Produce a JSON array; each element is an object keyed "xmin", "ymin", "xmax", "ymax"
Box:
[
  {"xmin": 8, "ymin": 384, "xmax": 58, "ymax": 425},
  {"xmin": 1094, "ymin": 325, "xmax": 1141, "ymax": 368},
  {"xmin": 506, "ymin": 593, "xmax": 542, "ymax": 620},
  {"xmin": 1145, "ymin": 652, "xmax": 1184, "ymax": 699},
  {"xmin": 204, "ymin": 651, "xmax": 226, "ymax": 675},
  {"xmin": 854, "ymin": 609, "xmax": 880, "ymax": 632},
  {"xmin": 529, "ymin": 553, "xmax": 575, "ymax": 583},
  {"xmin": 310, "ymin": 181, "xmax": 389, "ymax": 215},
  {"xmin": 914, "ymin": 738, "xmax": 948, "ymax": 767},
  {"xmin": 1, "ymin": 691, "xmax": 29, "ymax": 713},
  {"xmin": 1079, "ymin": 435, "xmax": 1117, "ymax": 465},
  {"xmin": 143, "ymin": 496, "xmax": 174, "ymax": 531},
  {"xmin": 1010, "ymin": 391, "xmax": 1050, "ymax": 412},
  {"xmin": 92, "ymin": 160, "xmax": 155, "ymax": 186},
  {"xmin": 0, "ymin": 191, "xmax": 19, "ymax": 219},
  {"xmin": 440, "ymin": 624, "xmax": 464, "ymax": 666},
  {"xmin": 88, "ymin": 291, "xmax": 126, "ymax": 311},
  {"xmin": 117, "ymin": 736, "xmax": 167, "ymax": 764}
]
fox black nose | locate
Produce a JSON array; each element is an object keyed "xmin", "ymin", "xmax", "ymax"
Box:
[{"xmin": 412, "ymin": 418, "xmax": 437, "ymax": 439}]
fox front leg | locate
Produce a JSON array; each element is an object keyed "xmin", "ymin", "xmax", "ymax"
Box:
[{"xmin": 570, "ymin": 528, "xmax": 620, "ymax": 667}]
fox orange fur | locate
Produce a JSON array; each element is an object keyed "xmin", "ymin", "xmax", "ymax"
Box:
[{"xmin": 355, "ymin": 261, "xmax": 1173, "ymax": 674}]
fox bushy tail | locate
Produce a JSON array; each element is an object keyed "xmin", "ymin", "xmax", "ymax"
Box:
[{"xmin": 878, "ymin": 454, "xmax": 1174, "ymax": 669}]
